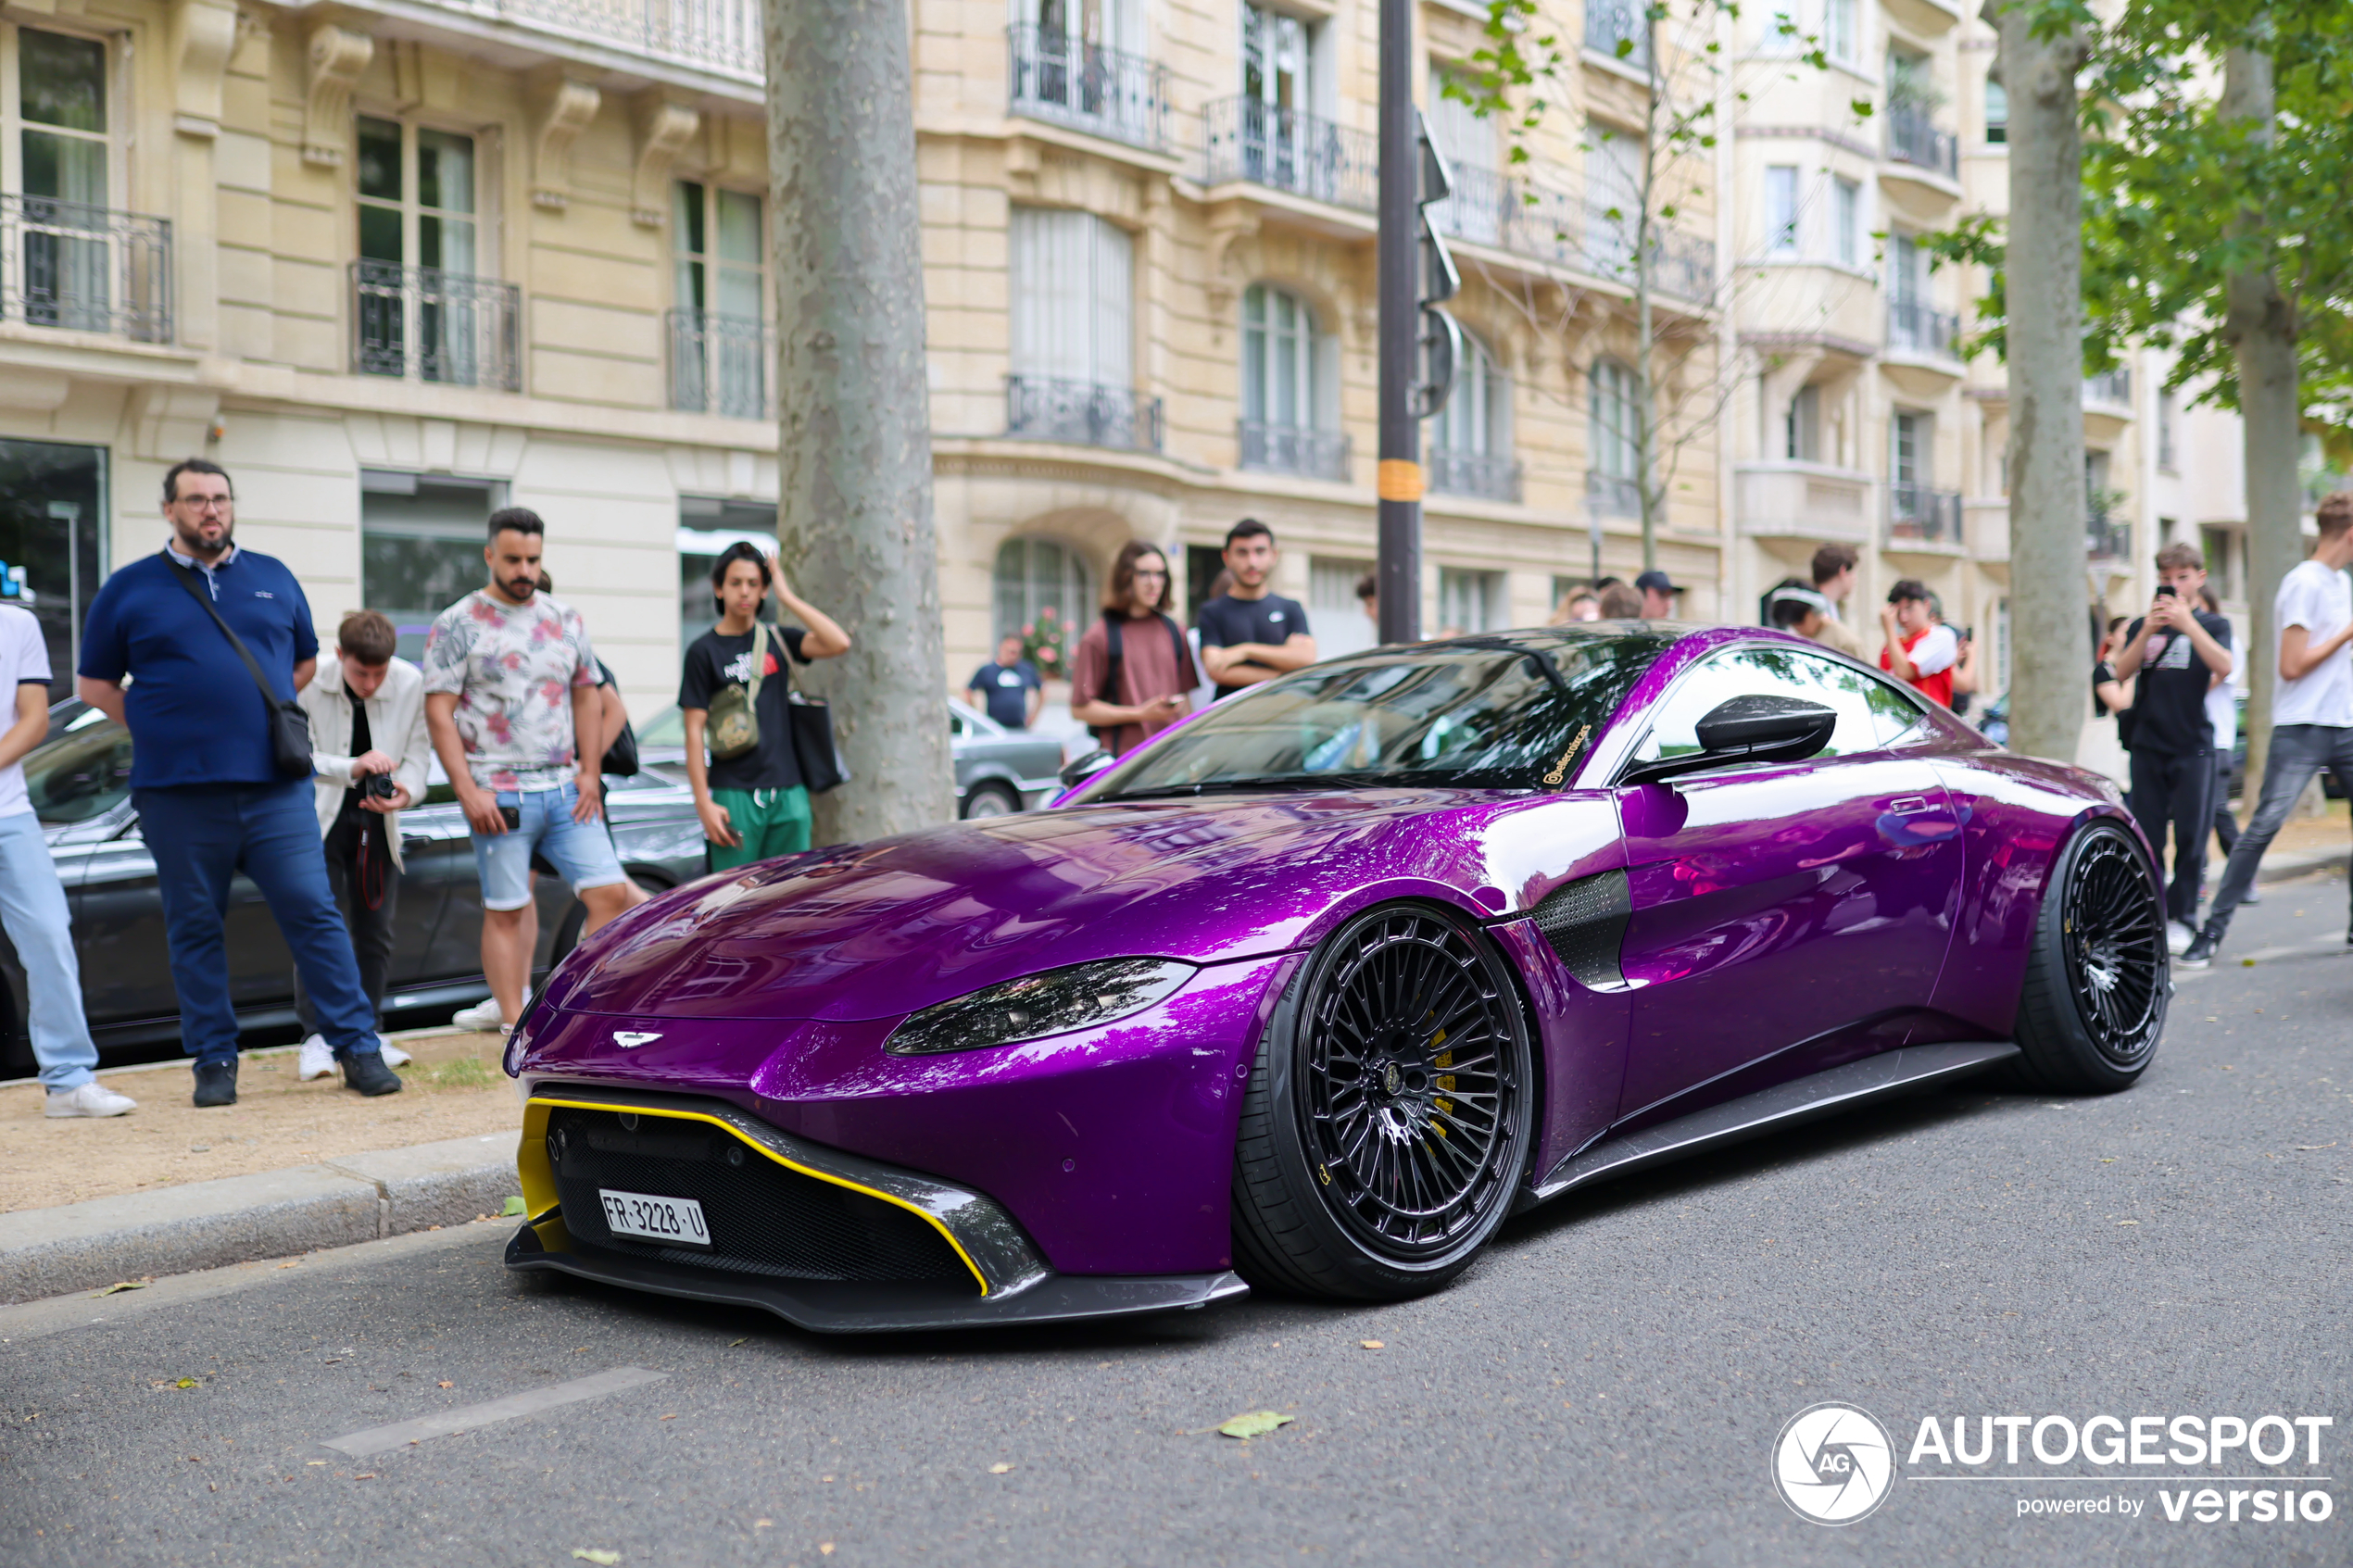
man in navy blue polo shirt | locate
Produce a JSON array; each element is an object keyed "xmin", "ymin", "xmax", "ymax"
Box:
[{"xmin": 75, "ymin": 459, "xmax": 397, "ymax": 1107}]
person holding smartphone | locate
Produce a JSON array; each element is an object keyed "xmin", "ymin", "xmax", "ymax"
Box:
[{"xmin": 1070, "ymin": 542, "xmax": 1200, "ymax": 757}]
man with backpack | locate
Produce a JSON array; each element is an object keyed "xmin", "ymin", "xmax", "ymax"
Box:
[
  {"xmin": 1070, "ymin": 542, "xmax": 1202, "ymax": 757},
  {"xmin": 677, "ymin": 541, "xmax": 850, "ymax": 872},
  {"xmin": 74, "ymin": 459, "xmax": 398, "ymax": 1106}
]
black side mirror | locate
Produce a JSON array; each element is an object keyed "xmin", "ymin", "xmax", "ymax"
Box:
[
  {"xmin": 1058, "ymin": 747, "xmax": 1115, "ymax": 789},
  {"xmin": 1619, "ymin": 695, "xmax": 1838, "ymax": 786}
]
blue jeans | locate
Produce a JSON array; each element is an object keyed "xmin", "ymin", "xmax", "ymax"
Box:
[
  {"xmin": 471, "ymin": 782, "xmax": 626, "ymax": 911},
  {"xmin": 132, "ymin": 781, "xmax": 380, "ymax": 1070},
  {"xmin": 0, "ymin": 810, "xmax": 98, "ymax": 1089}
]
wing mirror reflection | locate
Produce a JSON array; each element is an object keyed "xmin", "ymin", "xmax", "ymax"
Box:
[
  {"xmin": 1057, "ymin": 747, "xmax": 1115, "ymax": 790},
  {"xmin": 1617, "ymin": 695, "xmax": 1838, "ymax": 786}
]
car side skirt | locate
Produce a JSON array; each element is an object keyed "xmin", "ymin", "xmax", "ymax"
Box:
[{"xmin": 1519, "ymin": 1040, "xmax": 2020, "ymax": 1209}]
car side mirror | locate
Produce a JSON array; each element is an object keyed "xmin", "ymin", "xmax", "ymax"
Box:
[
  {"xmin": 1058, "ymin": 747, "xmax": 1115, "ymax": 790},
  {"xmin": 1618, "ymin": 695, "xmax": 1838, "ymax": 786}
]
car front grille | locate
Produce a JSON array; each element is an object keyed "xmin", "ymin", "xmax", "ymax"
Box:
[{"xmin": 546, "ymin": 1106, "xmax": 975, "ymax": 1288}]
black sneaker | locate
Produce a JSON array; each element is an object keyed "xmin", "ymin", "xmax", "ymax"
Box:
[
  {"xmin": 2178, "ymin": 929, "xmax": 2221, "ymax": 970},
  {"xmin": 341, "ymin": 1052, "xmax": 403, "ymax": 1097},
  {"xmin": 192, "ymin": 1060, "xmax": 238, "ymax": 1108}
]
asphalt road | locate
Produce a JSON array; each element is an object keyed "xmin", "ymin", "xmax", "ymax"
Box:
[{"xmin": 5, "ymin": 877, "xmax": 2347, "ymax": 1568}]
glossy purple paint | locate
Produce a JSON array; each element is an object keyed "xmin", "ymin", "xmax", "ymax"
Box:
[{"xmin": 514, "ymin": 626, "xmax": 2146, "ymax": 1283}]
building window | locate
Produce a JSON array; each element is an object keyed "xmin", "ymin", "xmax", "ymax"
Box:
[
  {"xmin": 354, "ymin": 117, "xmax": 515, "ymax": 387},
  {"xmin": 1310, "ymin": 556, "xmax": 1378, "ymax": 659},
  {"xmin": 1894, "ymin": 410, "xmax": 1927, "ymax": 486},
  {"xmin": 2200, "ymin": 524, "xmax": 2239, "ymax": 602},
  {"xmin": 359, "ymin": 471, "xmax": 507, "ymax": 661},
  {"xmin": 1430, "ymin": 328, "xmax": 1515, "ymax": 499},
  {"xmin": 670, "ymin": 181, "xmax": 767, "ymax": 418},
  {"xmin": 1785, "ymin": 384, "xmax": 1821, "ymax": 463},
  {"xmin": 993, "ymin": 537, "xmax": 1096, "ymax": 664},
  {"xmin": 1825, "ymin": 0, "xmax": 1856, "ymax": 64},
  {"xmin": 1591, "ymin": 358, "xmax": 1640, "ymax": 481},
  {"xmin": 0, "ymin": 437, "xmax": 106, "ymax": 688},
  {"xmin": 358, "ymin": 117, "xmax": 477, "ymax": 278},
  {"xmin": 1833, "ymin": 177, "xmax": 1860, "ymax": 267},
  {"xmin": 1764, "ymin": 165, "xmax": 1798, "ymax": 255},
  {"xmin": 1239, "ymin": 282, "xmax": 1344, "ymax": 479},
  {"xmin": 2157, "ymin": 387, "xmax": 2177, "ymax": 470},
  {"xmin": 1437, "ymin": 567, "xmax": 1504, "ymax": 635},
  {"xmin": 678, "ymin": 497, "xmax": 778, "ymax": 650},
  {"xmin": 5, "ymin": 26, "xmax": 118, "ymax": 332},
  {"xmin": 1009, "ymin": 207, "xmax": 1150, "ymax": 446},
  {"xmin": 1985, "ymin": 78, "xmax": 2007, "ymax": 144},
  {"xmin": 1242, "ymin": 1, "xmax": 1314, "ymax": 113}
]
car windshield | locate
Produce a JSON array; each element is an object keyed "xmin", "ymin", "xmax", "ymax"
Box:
[{"xmin": 1083, "ymin": 633, "xmax": 1675, "ymax": 799}]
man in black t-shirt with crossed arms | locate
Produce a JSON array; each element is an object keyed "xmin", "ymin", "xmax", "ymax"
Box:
[{"xmin": 1197, "ymin": 518, "xmax": 1316, "ymax": 698}]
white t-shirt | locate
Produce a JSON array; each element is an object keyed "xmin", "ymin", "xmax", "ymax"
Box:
[
  {"xmin": 0, "ymin": 604, "xmax": 48, "ymax": 820},
  {"xmin": 2272, "ymin": 559, "xmax": 2353, "ymax": 728}
]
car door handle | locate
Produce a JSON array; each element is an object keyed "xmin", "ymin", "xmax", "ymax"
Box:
[{"xmin": 1889, "ymin": 797, "xmax": 1932, "ymax": 814}]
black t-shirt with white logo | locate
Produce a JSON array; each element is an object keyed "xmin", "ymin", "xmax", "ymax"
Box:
[
  {"xmin": 2121, "ymin": 609, "xmax": 2231, "ymax": 756},
  {"xmin": 679, "ymin": 622, "xmax": 810, "ymax": 791},
  {"xmin": 1197, "ymin": 593, "xmax": 1311, "ymax": 698}
]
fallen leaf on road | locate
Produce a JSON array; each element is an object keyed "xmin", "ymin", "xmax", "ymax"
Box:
[
  {"xmin": 2295, "ymin": 1143, "xmax": 2338, "ymax": 1151},
  {"xmin": 753, "ymin": 1520, "xmax": 772, "ymax": 1529},
  {"xmin": 502, "ymin": 1196, "xmax": 527, "ymax": 1216},
  {"xmin": 988, "ymin": 1462, "xmax": 1013, "ymax": 1474},
  {"xmin": 92, "ymin": 1281, "xmax": 147, "ymax": 1297},
  {"xmin": 820, "ymin": 1545, "xmax": 837, "ymax": 1557},
  {"xmin": 1359, "ymin": 1340, "xmax": 1384, "ymax": 1349},
  {"xmin": 175, "ymin": 1378, "xmax": 197, "ymax": 1388},
  {"xmin": 2117, "ymin": 1220, "xmax": 2140, "ymax": 1225},
  {"xmin": 307, "ymin": 1461, "xmax": 326, "ymax": 1467},
  {"xmin": 438, "ymin": 1381, "xmax": 453, "ymax": 1389},
  {"xmin": 728, "ymin": 1338, "xmax": 748, "ymax": 1348},
  {"xmin": 277, "ymin": 1261, "xmax": 301, "ymax": 1270},
  {"xmin": 660, "ymin": 1413, "xmax": 677, "ymax": 1421},
  {"xmin": 571, "ymin": 1552, "xmax": 621, "ymax": 1566},
  {"xmin": 1218, "ymin": 1411, "xmax": 1293, "ymax": 1439}
]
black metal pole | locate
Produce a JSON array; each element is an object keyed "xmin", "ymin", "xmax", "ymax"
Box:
[{"xmin": 1375, "ymin": 0, "xmax": 1419, "ymax": 646}]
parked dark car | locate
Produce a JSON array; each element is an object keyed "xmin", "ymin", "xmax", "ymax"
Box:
[
  {"xmin": 635, "ymin": 699, "xmax": 1065, "ymax": 818},
  {"xmin": 0, "ymin": 702, "xmax": 707, "ymax": 1073}
]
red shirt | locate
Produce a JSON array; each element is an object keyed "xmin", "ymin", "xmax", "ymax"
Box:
[{"xmin": 1880, "ymin": 625, "xmax": 1955, "ymax": 709}]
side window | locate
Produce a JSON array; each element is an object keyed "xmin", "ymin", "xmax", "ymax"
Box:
[
  {"xmin": 1858, "ymin": 668, "xmax": 1925, "ymax": 745},
  {"xmin": 1629, "ymin": 646, "xmax": 1896, "ymax": 768}
]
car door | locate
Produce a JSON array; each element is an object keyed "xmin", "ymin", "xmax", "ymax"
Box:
[{"xmin": 1611, "ymin": 644, "xmax": 1960, "ymax": 1121}]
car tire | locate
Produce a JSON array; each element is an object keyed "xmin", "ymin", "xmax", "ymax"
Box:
[
  {"xmin": 960, "ymin": 782, "xmax": 1022, "ymax": 820},
  {"xmin": 549, "ymin": 872, "xmax": 673, "ymax": 966},
  {"xmin": 1229, "ymin": 901, "xmax": 1536, "ymax": 1301},
  {"xmin": 2010, "ymin": 818, "xmax": 2167, "ymax": 1093}
]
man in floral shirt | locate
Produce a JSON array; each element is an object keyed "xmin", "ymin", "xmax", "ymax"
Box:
[{"xmin": 422, "ymin": 508, "xmax": 637, "ymax": 1031}]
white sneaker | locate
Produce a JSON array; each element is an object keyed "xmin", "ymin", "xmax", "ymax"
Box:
[
  {"xmin": 377, "ymin": 1038, "xmax": 412, "ymax": 1069},
  {"xmin": 45, "ymin": 1081, "xmax": 137, "ymax": 1118},
  {"xmin": 451, "ymin": 995, "xmax": 509, "ymax": 1032},
  {"xmin": 2167, "ymin": 920, "xmax": 2196, "ymax": 956},
  {"xmin": 297, "ymin": 1034, "xmax": 335, "ymax": 1081}
]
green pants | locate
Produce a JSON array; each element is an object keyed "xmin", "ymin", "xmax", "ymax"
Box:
[{"xmin": 708, "ymin": 784, "xmax": 812, "ymax": 872}]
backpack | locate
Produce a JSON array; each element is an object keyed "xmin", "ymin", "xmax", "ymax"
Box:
[{"xmin": 1091, "ymin": 609, "xmax": 1193, "ymax": 752}]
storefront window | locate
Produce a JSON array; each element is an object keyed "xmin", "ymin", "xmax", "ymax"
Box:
[{"xmin": 0, "ymin": 438, "xmax": 106, "ymax": 696}]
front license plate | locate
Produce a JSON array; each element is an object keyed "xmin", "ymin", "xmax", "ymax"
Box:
[{"xmin": 598, "ymin": 1189, "xmax": 711, "ymax": 1248}]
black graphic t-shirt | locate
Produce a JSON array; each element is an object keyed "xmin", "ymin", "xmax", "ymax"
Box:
[
  {"xmin": 679, "ymin": 623, "xmax": 811, "ymax": 791},
  {"xmin": 1197, "ymin": 593, "xmax": 1311, "ymax": 698},
  {"xmin": 2121, "ymin": 609, "xmax": 2231, "ymax": 756}
]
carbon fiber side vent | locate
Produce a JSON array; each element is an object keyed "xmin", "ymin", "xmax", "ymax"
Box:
[{"xmin": 1531, "ymin": 869, "xmax": 1631, "ymax": 991}]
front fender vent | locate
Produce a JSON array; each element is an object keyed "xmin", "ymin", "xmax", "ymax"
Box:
[{"xmin": 1531, "ymin": 869, "xmax": 1631, "ymax": 992}]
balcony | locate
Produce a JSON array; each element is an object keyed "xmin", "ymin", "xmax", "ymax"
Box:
[
  {"xmin": 1886, "ymin": 299, "xmax": 1961, "ymax": 361},
  {"xmin": 1585, "ymin": 0, "xmax": 1652, "ymax": 70},
  {"xmin": 1008, "ymin": 27, "xmax": 1167, "ymax": 151},
  {"xmin": 410, "ymin": 0, "xmax": 761, "ymax": 79},
  {"xmin": 1586, "ymin": 470, "xmax": 1642, "ymax": 518},
  {"xmin": 1887, "ymin": 481, "xmax": 1963, "ymax": 546},
  {"xmin": 1005, "ymin": 374, "xmax": 1163, "ymax": 452},
  {"xmin": 1, "ymin": 194, "xmax": 172, "ymax": 343},
  {"xmin": 667, "ymin": 307, "xmax": 771, "ymax": 418},
  {"xmin": 2086, "ymin": 508, "xmax": 2131, "ymax": 560},
  {"xmin": 351, "ymin": 261, "xmax": 522, "ymax": 391},
  {"xmin": 1885, "ymin": 107, "xmax": 1959, "ymax": 180},
  {"xmin": 1428, "ymin": 447, "xmax": 1523, "ymax": 503},
  {"xmin": 2084, "ymin": 367, "xmax": 2133, "ymax": 409},
  {"xmin": 1431, "ymin": 165, "xmax": 1717, "ymax": 301},
  {"xmin": 1202, "ymin": 98, "xmax": 1378, "ymax": 214},
  {"xmin": 1735, "ymin": 460, "xmax": 1873, "ymax": 543},
  {"xmin": 1238, "ymin": 419, "xmax": 1350, "ymax": 483}
]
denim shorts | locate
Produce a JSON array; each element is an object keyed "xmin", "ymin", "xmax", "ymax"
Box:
[{"xmin": 472, "ymin": 783, "xmax": 627, "ymax": 911}]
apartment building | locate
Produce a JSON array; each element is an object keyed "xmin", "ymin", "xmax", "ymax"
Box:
[
  {"xmin": 0, "ymin": 0, "xmax": 1721, "ymax": 720},
  {"xmin": 1722, "ymin": 0, "xmax": 2171, "ymax": 705}
]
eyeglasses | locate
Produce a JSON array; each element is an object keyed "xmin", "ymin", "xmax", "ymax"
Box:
[{"xmin": 174, "ymin": 495, "xmax": 233, "ymax": 513}]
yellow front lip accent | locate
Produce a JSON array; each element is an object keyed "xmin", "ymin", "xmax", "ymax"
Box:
[{"xmin": 518, "ymin": 1096, "xmax": 989, "ymax": 1296}]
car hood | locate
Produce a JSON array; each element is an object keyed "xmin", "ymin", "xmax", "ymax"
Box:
[{"xmin": 546, "ymin": 787, "xmax": 1623, "ymax": 1022}]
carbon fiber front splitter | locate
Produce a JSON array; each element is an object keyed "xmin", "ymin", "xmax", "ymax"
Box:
[{"xmin": 504, "ymin": 1219, "xmax": 1248, "ymax": 1335}]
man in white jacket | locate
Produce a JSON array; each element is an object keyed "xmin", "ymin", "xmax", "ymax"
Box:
[{"xmin": 294, "ymin": 610, "xmax": 430, "ymax": 1080}]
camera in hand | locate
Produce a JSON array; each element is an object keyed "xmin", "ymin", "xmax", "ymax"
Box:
[{"xmin": 359, "ymin": 772, "xmax": 399, "ymax": 801}]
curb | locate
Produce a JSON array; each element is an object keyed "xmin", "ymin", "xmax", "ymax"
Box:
[
  {"xmin": 0, "ymin": 1133, "xmax": 517, "ymax": 1305},
  {"xmin": 2256, "ymin": 846, "xmax": 2349, "ymax": 884}
]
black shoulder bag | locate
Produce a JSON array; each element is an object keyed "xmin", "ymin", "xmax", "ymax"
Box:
[
  {"xmin": 163, "ymin": 556, "xmax": 314, "ymax": 778},
  {"xmin": 1090, "ymin": 610, "xmax": 1193, "ymax": 751}
]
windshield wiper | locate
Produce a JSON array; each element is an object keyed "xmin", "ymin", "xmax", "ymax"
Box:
[{"xmin": 1438, "ymin": 637, "xmax": 1576, "ymax": 704}]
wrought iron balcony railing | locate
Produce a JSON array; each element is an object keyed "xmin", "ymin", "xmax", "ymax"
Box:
[
  {"xmin": 1584, "ymin": 0, "xmax": 1653, "ymax": 70},
  {"xmin": 1887, "ymin": 481, "xmax": 1964, "ymax": 546},
  {"xmin": 418, "ymin": 0, "xmax": 761, "ymax": 78},
  {"xmin": 1006, "ymin": 374, "xmax": 1163, "ymax": 451},
  {"xmin": 1400, "ymin": 157, "xmax": 1719, "ymax": 301},
  {"xmin": 1887, "ymin": 299, "xmax": 1961, "ymax": 360},
  {"xmin": 1586, "ymin": 470, "xmax": 1642, "ymax": 518},
  {"xmin": 351, "ymin": 261, "xmax": 522, "ymax": 391},
  {"xmin": 2086, "ymin": 509, "xmax": 2132, "ymax": 559},
  {"xmin": 1008, "ymin": 26, "xmax": 1167, "ymax": 150},
  {"xmin": 1886, "ymin": 106, "xmax": 1959, "ymax": 178},
  {"xmin": 1238, "ymin": 419, "xmax": 1350, "ymax": 482},
  {"xmin": 1428, "ymin": 447, "xmax": 1524, "ymax": 503},
  {"xmin": 2084, "ymin": 367, "xmax": 2133, "ymax": 408},
  {"xmin": 2, "ymin": 194, "xmax": 171, "ymax": 343},
  {"xmin": 1202, "ymin": 97, "xmax": 1379, "ymax": 214},
  {"xmin": 667, "ymin": 307, "xmax": 771, "ymax": 418}
]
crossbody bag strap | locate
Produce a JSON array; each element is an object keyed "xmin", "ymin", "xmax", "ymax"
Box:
[
  {"xmin": 162, "ymin": 555, "xmax": 281, "ymax": 710},
  {"xmin": 1160, "ymin": 612, "xmax": 1195, "ymax": 687},
  {"xmin": 744, "ymin": 620, "xmax": 770, "ymax": 706}
]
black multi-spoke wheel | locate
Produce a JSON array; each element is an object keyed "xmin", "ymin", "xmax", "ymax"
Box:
[
  {"xmin": 1230, "ymin": 902, "xmax": 1534, "ymax": 1299},
  {"xmin": 2013, "ymin": 820, "xmax": 2167, "ymax": 1092}
]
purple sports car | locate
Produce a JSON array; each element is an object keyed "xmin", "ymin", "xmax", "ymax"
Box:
[{"xmin": 503, "ymin": 625, "xmax": 2167, "ymax": 1332}]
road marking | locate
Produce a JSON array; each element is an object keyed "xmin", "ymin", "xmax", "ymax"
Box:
[{"xmin": 321, "ymin": 1366, "xmax": 667, "ymax": 1456}]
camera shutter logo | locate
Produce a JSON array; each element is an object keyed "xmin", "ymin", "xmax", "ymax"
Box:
[{"xmin": 1772, "ymin": 1402, "xmax": 1894, "ymax": 1525}]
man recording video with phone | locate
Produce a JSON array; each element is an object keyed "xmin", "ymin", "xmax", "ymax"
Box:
[{"xmin": 292, "ymin": 609, "xmax": 431, "ymax": 1082}]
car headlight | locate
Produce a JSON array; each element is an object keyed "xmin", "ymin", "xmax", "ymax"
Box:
[{"xmin": 884, "ymin": 958, "xmax": 1195, "ymax": 1056}]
